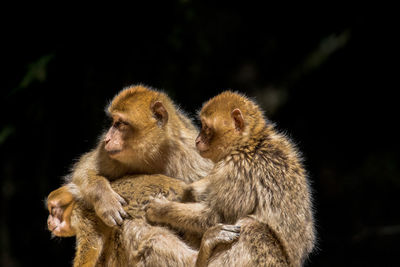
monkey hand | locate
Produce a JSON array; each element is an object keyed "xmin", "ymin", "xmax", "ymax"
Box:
[
  {"xmin": 202, "ymin": 224, "xmax": 241, "ymax": 248},
  {"xmin": 195, "ymin": 224, "xmax": 240, "ymax": 267},
  {"xmin": 144, "ymin": 196, "xmax": 170, "ymax": 224},
  {"xmin": 93, "ymin": 189, "xmax": 129, "ymax": 227}
]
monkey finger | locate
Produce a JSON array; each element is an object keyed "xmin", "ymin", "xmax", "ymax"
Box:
[
  {"xmin": 155, "ymin": 193, "xmax": 166, "ymax": 200},
  {"xmin": 98, "ymin": 209, "xmax": 119, "ymax": 227},
  {"xmin": 113, "ymin": 212, "xmax": 124, "ymax": 226},
  {"xmin": 219, "ymin": 230, "xmax": 240, "ymax": 243},
  {"xmin": 119, "ymin": 208, "xmax": 129, "ymax": 219},
  {"xmin": 221, "ymin": 225, "xmax": 241, "ymax": 233},
  {"xmin": 102, "ymin": 215, "xmax": 117, "ymax": 227},
  {"xmin": 117, "ymin": 194, "xmax": 128, "ymax": 206}
]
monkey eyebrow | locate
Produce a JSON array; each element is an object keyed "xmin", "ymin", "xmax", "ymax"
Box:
[
  {"xmin": 113, "ymin": 112, "xmax": 131, "ymax": 122},
  {"xmin": 119, "ymin": 120, "xmax": 130, "ymax": 125}
]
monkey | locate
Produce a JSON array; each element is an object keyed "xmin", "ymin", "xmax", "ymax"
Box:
[
  {"xmin": 145, "ymin": 91, "xmax": 316, "ymax": 266},
  {"xmin": 63, "ymin": 85, "xmax": 212, "ymax": 228},
  {"xmin": 47, "ymin": 85, "xmax": 239, "ymax": 266},
  {"xmin": 49, "ymin": 84, "xmax": 213, "ymax": 229}
]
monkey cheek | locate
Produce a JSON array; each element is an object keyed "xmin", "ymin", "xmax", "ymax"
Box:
[
  {"xmin": 196, "ymin": 143, "xmax": 210, "ymax": 157},
  {"xmin": 47, "ymin": 215, "xmax": 60, "ymax": 232},
  {"xmin": 105, "ymin": 140, "xmax": 124, "ymax": 155},
  {"xmin": 198, "ymin": 149, "xmax": 212, "ymax": 160}
]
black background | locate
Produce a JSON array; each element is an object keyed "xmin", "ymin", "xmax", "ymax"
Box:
[{"xmin": 0, "ymin": 3, "xmax": 398, "ymax": 266}]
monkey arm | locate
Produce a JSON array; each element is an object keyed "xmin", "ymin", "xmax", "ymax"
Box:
[
  {"xmin": 66, "ymin": 151, "xmax": 128, "ymax": 227},
  {"xmin": 146, "ymin": 199, "xmax": 220, "ymax": 236},
  {"xmin": 71, "ymin": 205, "xmax": 106, "ymax": 267}
]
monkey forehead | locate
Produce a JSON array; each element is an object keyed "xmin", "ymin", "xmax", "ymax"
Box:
[
  {"xmin": 201, "ymin": 115, "xmax": 230, "ymax": 130},
  {"xmin": 108, "ymin": 85, "xmax": 173, "ymax": 115},
  {"xmin": 109, "ymin": 86, "xmax": 156, "ymax": 110},
  {"xmin": 201, "ymin": 91, "xmax": 253, "ymax": 116}
]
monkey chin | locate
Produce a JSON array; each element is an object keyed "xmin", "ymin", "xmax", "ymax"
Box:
[
  {"xmin": 198, "ymin": 149, "xmax": 211, "ymax": 159},
  {"xmin": 48, "ymin": 216, "xmax": 75, "ymax": 237},
  {"xmin": 106, "ymin": 150, "xmax": 123, "ymax": 158}
]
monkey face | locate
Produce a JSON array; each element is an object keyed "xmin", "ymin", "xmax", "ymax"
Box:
[
  {"xmin": 196, "ymin": 121, "xmax": 213, "ymax": 158},
  {"xmin": 104, "ymin": 95, "xmax": 170, "ymax": 168},
  {"xmin": 104, "ymin": 114, "xmax": 132, "ymax": 159},
  {"xmin": 196, "ymin": 117, "xmax": 235, "ymax": 162},
  {"xmin": 198, "ymin": 99, "xmax": 246, "ymax": 162},
  {"xmin": 47, "ymin": 187, "xmax": 76, "ymax": 237}
]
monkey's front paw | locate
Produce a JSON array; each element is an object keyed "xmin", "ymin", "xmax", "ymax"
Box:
[
  {"xmin": 203, "ymin": 224, "xmax": 241, "ymax": 246},
  {"xmin": 94, "ymin": 190, "xmax": 128, "ymax": 227},
  {"xmin": 144, "ymin": 197, "xmax": 170, "ymax": 223}
]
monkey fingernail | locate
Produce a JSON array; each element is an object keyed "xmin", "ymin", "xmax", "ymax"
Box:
[
  {"xmin": 115, "ymin": 213, "xmax": 124, "ymax": 226},
  {"xmin": 120, "ymin": 198, "xmax": 128, "ymax": 206},
  {"xmin": 121, "ymin": 210, "xmax": 129, "ymax": 219}
]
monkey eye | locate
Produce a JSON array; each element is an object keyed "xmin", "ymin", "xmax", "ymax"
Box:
[
  {"xmin": 114, "ymin": 120, "xmax": 129, "ymax": 129},
  {"xmin": 203, "ymin": 125, "xmax": 211, "ymax": 133},
  {"xmin": 113, "ymin": 121, "xmax": 122, "ymax": 128}
]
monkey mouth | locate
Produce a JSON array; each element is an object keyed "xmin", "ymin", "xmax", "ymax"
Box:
[
  {"xmin": 107, "ymin": 150, "xmax": 122, "ymax": 156},
  {"xmin": 197, "ymin": 148, "xmax": 208, "ymax": 154}
]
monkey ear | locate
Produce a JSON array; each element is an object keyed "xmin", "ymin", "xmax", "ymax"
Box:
[
  {"xmin": 231, "ymin": 108, "xmax": 244, "ymax": 132},
  {"xmin": 151, "ymin": 101, "xmax": 169, "ymax": 126}
]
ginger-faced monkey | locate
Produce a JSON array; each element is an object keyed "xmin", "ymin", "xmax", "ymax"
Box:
[{"xmin": 146, "ymin": 91, "xmax": 316, "ymax": 266}]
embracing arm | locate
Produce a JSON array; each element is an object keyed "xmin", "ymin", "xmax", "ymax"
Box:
[
  {"xmin": 65, "ymin": 149, "xmax": 128, "ymax": 227},
  {"xmin": 146, "ymin": 199, "xmax": 220, "ymax": 236}
]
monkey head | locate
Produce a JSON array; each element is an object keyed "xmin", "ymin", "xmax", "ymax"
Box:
[
  {"xmin": 103, "ymin": 86, "xmax": 172, "ymax": 167},
  {"xmin": 46, "ymin": 186, "xmax": 76, "ymax": 237},
  {"xmin": 196, "ymin": 91, "xmax": 266, "ymax": 163}
]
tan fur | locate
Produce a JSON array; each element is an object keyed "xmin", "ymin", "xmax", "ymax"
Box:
[{"xmin": 146, "ymin": 91, "xmax": 315, "ymax": 266}]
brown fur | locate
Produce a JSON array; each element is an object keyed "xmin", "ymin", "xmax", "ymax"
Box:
[
  {"xmin": 146, "ymin": 91, "xmax": 315, "ymax": 266},
  {"xmin": 48, "ymin": 85, "xmax": 215, "ymax": 266}
]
